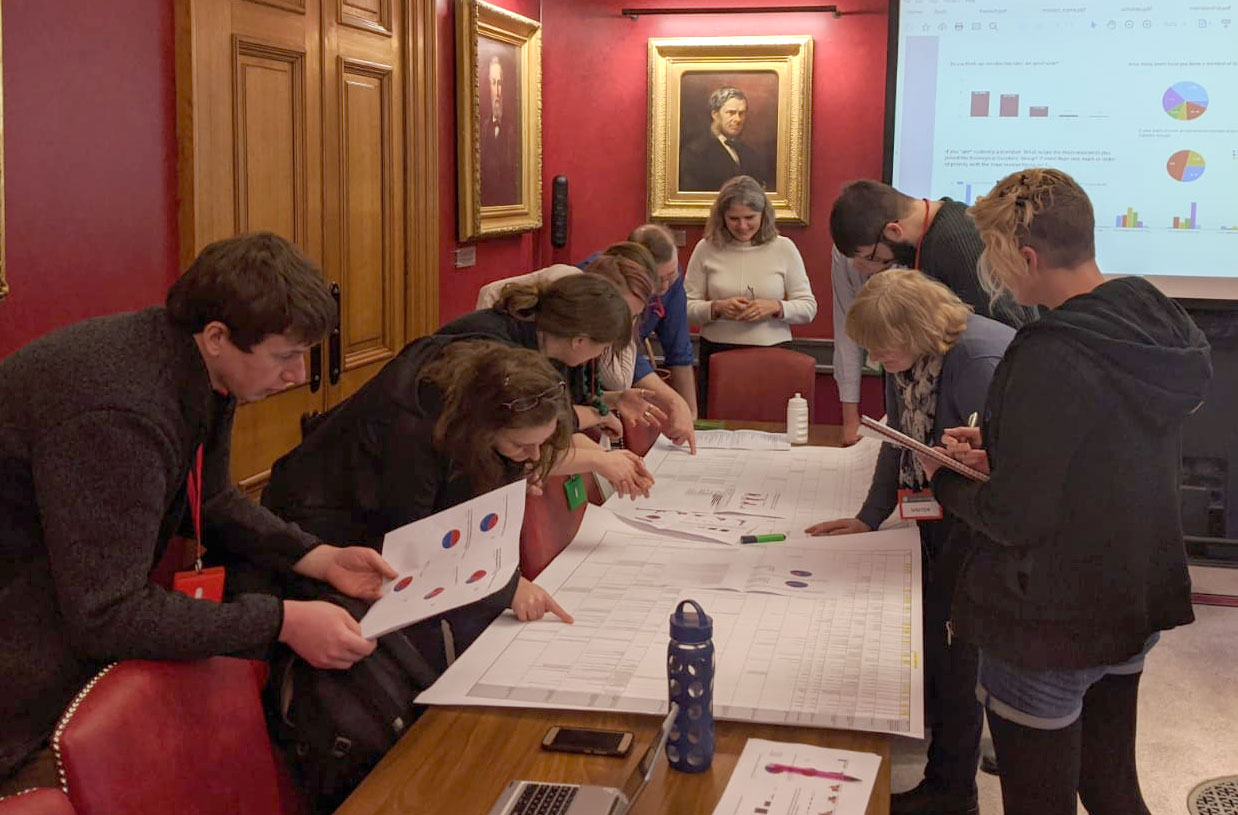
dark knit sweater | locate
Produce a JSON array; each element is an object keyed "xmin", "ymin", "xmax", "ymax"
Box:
[
  {"xmin": 932, "ymin": 278, "xmax": 1211, "ymax": 669},
  {"xmin": 919, "ymin": 199, "xmax": 1038, "ymax": 329},
  {"xmin": 0, "ymin": 308, "xmax": 318, "ymax": 778}
]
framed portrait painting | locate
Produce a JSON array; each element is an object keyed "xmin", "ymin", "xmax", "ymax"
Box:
[
  {"xmin": 456, "ymin": 0, "xmax": 542, "ymax": 240},
  {"xmin": 648, "ymin": 36, "xmax": 813, "ymax": 224}
]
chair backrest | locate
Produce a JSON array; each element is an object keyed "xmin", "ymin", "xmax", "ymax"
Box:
[
  {"xmin": 55, "ymin": 658, "xmax": 303, "ymax": 815},
  {"xmin": 0, "ymin": 789, "xmax": 76, "ymax": 815},
  {"xmin": 619, "ymin": 412, "xmax": 660, "ymax": 457},
  {"xmin": 520, "ymin": 475, "xmax": 588, "ymax": 579},
  {"xmin": 707, "ymin": 347, "xmax": 816, "ymax": 422}
]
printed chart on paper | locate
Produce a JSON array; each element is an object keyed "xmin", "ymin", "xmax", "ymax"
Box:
[{"xmin": 418, "ymin": 508, "xmax": 923, "ymax": 737}]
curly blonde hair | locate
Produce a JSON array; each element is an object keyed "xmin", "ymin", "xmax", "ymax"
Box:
[
  {"xmin": 969, "ymin": 168, "xmax": 1095, "ymax": 303},
  {"xmin": 845, "ymin": 269, "xmax": 972, "ymax": 358}
]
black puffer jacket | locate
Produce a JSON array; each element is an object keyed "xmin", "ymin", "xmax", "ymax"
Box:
[{"xmin": 933, "ymin": 277, "xmax": 1212, "ymax": 669}]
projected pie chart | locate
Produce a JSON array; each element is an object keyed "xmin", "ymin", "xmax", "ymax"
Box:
[
  {"xmin": 1167, "ymin": 150, "xmax": 1206, "ymax": 182},
  {"xmin": 1163, "ymin": 82, "xmax": 1208, "ymax": 121}
]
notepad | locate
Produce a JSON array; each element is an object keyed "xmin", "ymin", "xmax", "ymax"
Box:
[{"xmin": 858, "ymin": 415, "xmax": 990, "ymax": 483}]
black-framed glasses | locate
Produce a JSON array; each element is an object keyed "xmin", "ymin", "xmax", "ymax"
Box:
[
  {"xmin": 501, "ymin": 380, "xmax": 567, "ymax": 412},
  {"xmin": 863, "ymin": 222, "xmax": 893, "ymax": 266}
]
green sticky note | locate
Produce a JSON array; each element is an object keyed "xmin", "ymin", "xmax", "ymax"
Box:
[
  {"xmin": 564, "ymin": 474, "xmax": 587, "ymax": 510},
  {"xmin": 693, "ymin": 419, "xmax": 726, "ymax": 430}
]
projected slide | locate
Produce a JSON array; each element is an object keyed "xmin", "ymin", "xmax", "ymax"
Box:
[{"xmin": 890, "ymin": 1, "xmax": 1238, "ymax": 288}]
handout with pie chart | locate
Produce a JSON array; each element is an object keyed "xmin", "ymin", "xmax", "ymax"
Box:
[{"xmin": 359, "ymin": 480, "xmax": 525, "ymax": 639}]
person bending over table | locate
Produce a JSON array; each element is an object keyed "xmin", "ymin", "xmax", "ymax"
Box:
[
  {"xmin": 264, "ymin": 339, "xmax": 577, "ymax": 674},
  {"xmin": 0, "ymin": 233, "xmax": 393, "ymax": 795},
  {"xmin": 806, "ymin": 269, "xmax": 1013, "ymax": 815},
  {"xmin": 921, "ymin": 168, "xmax": 1211, "ymax": 815},
  {"xmin": 684, "ymin": 174, "xmax": 818, "ymax": 414},
  {"xmin": 441, "ymin": 274, "xmax": 655, "ymax": 499}
]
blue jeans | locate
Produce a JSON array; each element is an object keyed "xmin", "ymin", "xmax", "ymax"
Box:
[{"xmin": 975, "ymin": 633, "xmax": 1159, "ymax": 730}]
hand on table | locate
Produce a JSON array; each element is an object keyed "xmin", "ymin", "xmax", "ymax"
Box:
[
  {"xmin": 511, "ymin": 576, "xmax": 574, "ymax": 623},
  {"xmin": 596, "ymin": 450, "xmax": 655, "ymax": 499},
  {"xmin": 804, "ymin": 518, "xmax": 872, "ymax": 536}
]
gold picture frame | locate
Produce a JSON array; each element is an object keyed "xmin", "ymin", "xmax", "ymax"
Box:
[
  {"xmin": 648, "ymin": 35, "xmax": 813, "ymax": 224},
  {"xmin": 456, "ymin": 0, "xmax": 542, "ymax": 240}
]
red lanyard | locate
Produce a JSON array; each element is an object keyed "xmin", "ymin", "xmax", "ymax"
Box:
[
  {"xmin": 185, "ymin": 444, "xmax": 205, "ymax": 572},
  {"xmin": 913, "ymin": 199, "xmax": 932, "ymax": 269}
]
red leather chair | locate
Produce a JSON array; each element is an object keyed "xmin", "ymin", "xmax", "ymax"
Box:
[
  {"xmin": 520, "ymin": 474, "xmax": 589, "ymax": 579},
  {"xmin": 618, "ymin": 411, "xmax": 660, "ymax": 457},
  {"xmin": 0, "ymin": 789, "xmax": 75, "ymax": 815},
  {"xmin": 706, "ymin": 347, "xmax": 817, "ymax": 422},
  {"xmin": 53, "ymin": 657, "xmax": 304, "ymax": 815}
]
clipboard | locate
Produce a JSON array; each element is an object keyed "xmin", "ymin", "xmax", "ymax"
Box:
[{"xmin": 858, "ymin": 415, "xmax": 990, "ymax": 483}]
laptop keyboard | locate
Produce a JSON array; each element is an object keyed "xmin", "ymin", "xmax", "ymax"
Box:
[{"xmin": 511, "ymin": 783, "xmax": 579, "ymax": 815}]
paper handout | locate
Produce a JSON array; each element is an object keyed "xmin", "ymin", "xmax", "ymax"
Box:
[
  {"xmin": 691, "ymin": 429, "xmax": 791, "ymax": 450},
  {"xmin": 858, "ymin": 414, "xmax": 989, "ymax": 482},
  {"xmin": 359, "ymin": 480, "xmax": 525, "ymax": 639},
  {"xmin": 609, "ymin": 506, "xmax": 773, "ymax": 544},
  {"xmin": 711, "ymin": 738, "xmax": 882, "ymax": 815}
]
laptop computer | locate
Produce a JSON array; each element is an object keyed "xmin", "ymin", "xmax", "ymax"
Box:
[{"xmin": 486, "ymin": 704, "xmax": 679, "ymax": 815}]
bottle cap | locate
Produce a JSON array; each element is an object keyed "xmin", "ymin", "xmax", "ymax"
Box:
[{"xmin": 669, "ymin": 599, "xmax": 712, "ymax": 643}]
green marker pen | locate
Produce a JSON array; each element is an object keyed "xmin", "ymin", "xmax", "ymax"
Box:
[{"xmin": 740, "ymin": 533, "xmax": 787, "ymax": 544}]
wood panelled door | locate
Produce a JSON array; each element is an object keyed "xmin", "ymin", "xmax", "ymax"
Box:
[{"xmin": 176, "ymin": 0, "xmax": 438, "ymax": 496}]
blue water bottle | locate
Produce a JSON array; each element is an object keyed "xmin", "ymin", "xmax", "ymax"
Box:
[{"xmin": 666, "ymin": 599, "xmax": 714, "ymax": 772}]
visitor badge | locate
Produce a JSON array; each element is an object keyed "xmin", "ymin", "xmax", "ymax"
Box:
[
  {"xmin": 898, "ymin": 489, "xmax": 943, "ymax": 521},
  {"xmin": 172, "ymin": 566, "xmax": 226, "ymax": 602},
  {"xmin": 564, "ymin": 474, "xmax": 587, "ymax": 510}
]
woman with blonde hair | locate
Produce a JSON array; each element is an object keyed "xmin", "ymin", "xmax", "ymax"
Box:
[
  {"xmin": 922, "ymin": 169, "xmax": 1211, "ymax": 815},
  {"xmin": 684, "ymin": 175, "xmax": 817, "ymax": 411},
  {"xmin": 807, "ymin": 268, "xmax": 1013, "ymax": 815}
]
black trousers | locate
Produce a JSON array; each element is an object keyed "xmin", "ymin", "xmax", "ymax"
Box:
[
  {"xmin": 696, "ymin": 337, "xmax": 793, "ymax": 418},
  {"xmin": 986, "ymin": 671, "xmax": 1150, "ymax": 815},
  {"xmin": 920, "ymin": 524, "xmax": 984, "ymax": 792}
]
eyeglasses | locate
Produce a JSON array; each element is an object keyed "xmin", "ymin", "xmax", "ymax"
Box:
[
  {"xmin": 863, "ymin": 223, "xmax": 894, "ymax": 267},
  {"xmin": 501, "ymin": 380, "xmax": 567, "ymax": 412}
]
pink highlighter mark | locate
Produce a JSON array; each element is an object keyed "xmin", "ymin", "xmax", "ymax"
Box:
[{"xmin": 764, "ymin": 764, "xmax": 861, "ymax": 782}]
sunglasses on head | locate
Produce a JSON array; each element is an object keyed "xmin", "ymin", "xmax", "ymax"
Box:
[{"xmin": 501, "ymin": 380, "xmax": 567, "ymax": 412}]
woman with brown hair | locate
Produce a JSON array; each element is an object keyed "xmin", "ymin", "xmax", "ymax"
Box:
[
  {"xmin": 922, "ymin": 169, "xmax": 1211, "ymax": 815},
  {"xmin": 263, "ymin": 339, "xmax": 577, "ymax": 671},
  {"xmin": 684, "ymin": 175, "xmax": 818, "ymax": 411},
  {"xmin": 442, "ymin": 273, "xmax": 656, "ymax": 498}
]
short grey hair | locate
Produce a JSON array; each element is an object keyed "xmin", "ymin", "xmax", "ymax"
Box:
[{"xmin": 708, "ymin": 87, "xmax": 747, "ymax": 114}]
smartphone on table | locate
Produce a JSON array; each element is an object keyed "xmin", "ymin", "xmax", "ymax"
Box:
[{"xmin": 541, "ymin": 725, "xmax": 634, "ymax": 757}]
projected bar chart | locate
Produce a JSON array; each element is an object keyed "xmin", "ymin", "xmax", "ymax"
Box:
[
  {"xmin": 1173, "ymin": 203, "xmax": 1200, "ymax": 230},
  {"xmin": 1115, "ymin": 208, "xmax": 1145, "ymax": 229},
  {"xmin": 969, "ymin": 91, "xmax": 1049, "ymax": 118}
]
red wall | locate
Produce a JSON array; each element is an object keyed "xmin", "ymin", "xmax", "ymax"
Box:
[
  {"xmin": 438, "ymin": 0, "xmax": 891, "ymax": 338},
  {"xmin": 437, "ymin": 0, "xmax": 546, "ymax": 320},
  {"xmin": 0, "ymin": 0, "xmax": 179, "ymax": 358}
]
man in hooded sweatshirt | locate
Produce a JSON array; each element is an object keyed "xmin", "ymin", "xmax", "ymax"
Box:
[{"xmin": 919, "ymin": 168, "xmax": 1212, "ymax": 815}]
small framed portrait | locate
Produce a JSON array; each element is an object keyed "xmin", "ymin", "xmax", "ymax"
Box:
[
  {"xmin": 648, "ymin": 36, "xmax": 813, "ymax": 224},
  {"xmin": 456, "ymin": 0, "xmax": 542, "ymax": 240}
]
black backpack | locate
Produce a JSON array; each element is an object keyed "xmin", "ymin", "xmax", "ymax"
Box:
[{"xmin": 271, "ymin": 590, "xmax": 440, "ymax": 812}]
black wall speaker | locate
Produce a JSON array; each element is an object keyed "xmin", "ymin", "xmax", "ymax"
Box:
[{"xmin": 551, "ymin": 175, "xmax": 569, "ymax": 248}]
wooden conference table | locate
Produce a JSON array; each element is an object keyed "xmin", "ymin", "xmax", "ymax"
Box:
[{"xmin": 337, "ymin": 421, "xmax": 892, "ymax": 815}]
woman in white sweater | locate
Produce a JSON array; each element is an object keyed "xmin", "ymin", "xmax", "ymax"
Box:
[{"xmin": 684, "ymin": 175, "xmax": 818, "ymax": 410}]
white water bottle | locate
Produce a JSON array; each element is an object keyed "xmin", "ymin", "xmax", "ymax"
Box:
[{"xmin": 786, "ymin": 392, "xmax": 809, "ymax": 445}]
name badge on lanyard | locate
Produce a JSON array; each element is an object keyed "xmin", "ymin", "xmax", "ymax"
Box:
[
  {"xmin": 898, "ymin": 488, "xmax": 944, "ymax": 521},
  {"xmin": 172, "ymin": 444, "xmax": 226, "ymax": 601}
]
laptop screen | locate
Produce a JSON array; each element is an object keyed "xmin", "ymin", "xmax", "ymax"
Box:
[{"xmin": 618, "ymin": 703, "xmax": 679, "ymax": 808}]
